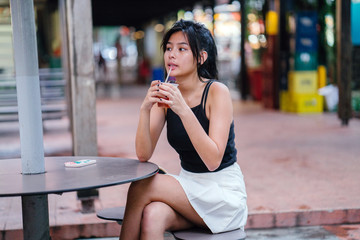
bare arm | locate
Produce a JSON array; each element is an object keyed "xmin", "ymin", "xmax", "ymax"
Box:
[{"xmin": 135, "ymin": 81, "xmax": 166, "ymax": 161}]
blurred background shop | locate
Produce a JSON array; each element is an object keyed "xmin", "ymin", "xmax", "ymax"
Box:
[{"xmin": 0, "ymin": 0, "xmax": 359, "ymax": 118}]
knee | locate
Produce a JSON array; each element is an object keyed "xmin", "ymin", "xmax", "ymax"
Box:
[{"xmin": 141, "ymin": 202, "xmax": 166, "ymax": 234}]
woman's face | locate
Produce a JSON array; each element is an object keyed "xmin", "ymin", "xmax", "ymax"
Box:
[{"xmin": 164, "ymin": 31, "xmax": 197, "ymax": 79}]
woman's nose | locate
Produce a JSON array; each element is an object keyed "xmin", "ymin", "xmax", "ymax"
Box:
[{"xmin": 168, "ymin": 50, "xmax": 176, "ymax": 58}]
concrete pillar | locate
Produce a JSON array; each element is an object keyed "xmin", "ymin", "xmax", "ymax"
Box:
[
  {"xmin": 10, "ymin": 0, "xmax": 44, "ymax": 174},
  {"xmin": 59, "ymin": 0, "xmax": 99, "ymax": 212},
  {"xmin": 10, "ymin": 0, "xmax": 50, "ymax": 239}
]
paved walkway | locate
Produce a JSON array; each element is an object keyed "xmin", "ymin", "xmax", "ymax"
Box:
[{"xmin": 0, "ymin": 85, "xmax": 360, "ymax": 239}]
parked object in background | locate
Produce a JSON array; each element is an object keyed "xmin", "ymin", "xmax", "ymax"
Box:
[
  {"xmin": 280, "ymin": 90, "xmax": 323, "ymax": 114},
  {"xmin": 294, "ymin": 52, "xmax": 318, "ymax": 71},
  {"xmin": 296, "ymin": 11, "xmax": 318, "ymax": 36},
  {"xmin": 280, "ymin": 70, "xmax": 323, "ymax": 114},
  {"xmin": 318, "ymin": 84, "xmax": 339, "ymax": 112},
  {"xmin": 288, "ymin": 70, "xmax": 318, "ymax": 94},
  {"xmin": 138, "ymin": 57, "xmax": 151, "ymax": 84},
  {"xmin": 248, "ymin": 68, "xmax": 262, "ymax": 101},
  {"xmin": 290, "ymin": 93, "xmax": 323, "ymax": 114}
]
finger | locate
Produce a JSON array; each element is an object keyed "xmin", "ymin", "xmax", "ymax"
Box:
[
  {"xmin": 151, "ymin": 90, "xmax": 162, "ymax": 99},
  {"xmin": 159, "ymin": 85, "xmax": 174, "ymax": 96},
  {"xmin": 151, "ymin": 80, "xmax": 161, "ymax": 86},
  {"xmin": 151, "ymin": 89, "xmax": 168, "ymax": 103},
  {"xmin": 151, "ymin": 96, "xmax": 161, "ymax": 103},
  {"xmin": 150, "ymin": 83, "xmax": 162, "ymax": 95},
  {"xmin": 159, "ymin": 98, "xmax": 172, "ymax": 106}
]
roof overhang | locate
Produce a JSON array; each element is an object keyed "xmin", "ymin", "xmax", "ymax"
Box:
[{"xmin": 91, "ymin": 0, "xmax": 214, "ymax": 28}]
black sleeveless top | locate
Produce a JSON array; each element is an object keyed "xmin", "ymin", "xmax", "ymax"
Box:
[{"xmin": 166, "ymin": 80, "xmax": 237, "ymax": 173}]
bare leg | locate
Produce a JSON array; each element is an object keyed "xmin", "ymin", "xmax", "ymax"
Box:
[
  {"xmin": 140, "ymin": 201, "xmax": 193, "ymax": 240},
  {"xmin": 119, "ymin": 174, "xmax": 206, "ymax": 240}
]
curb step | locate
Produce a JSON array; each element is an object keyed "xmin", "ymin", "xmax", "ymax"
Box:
[{"xmin": 246, "ymin": 208, "xmax": 360, "ymax": 229}]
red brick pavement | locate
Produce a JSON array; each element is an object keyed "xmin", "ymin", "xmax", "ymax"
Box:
[{"xmin": 1, "ymin": 85, "xmax": 360, "ymax": 239}]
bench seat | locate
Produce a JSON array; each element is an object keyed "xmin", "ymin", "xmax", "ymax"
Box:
[
  {"xmin": 96, "ymin": 206, "xmax": 246, "ymax": 240},
  {"xmin": 0, "ymin": 68, "xmax": 67, "ymax": 123}
]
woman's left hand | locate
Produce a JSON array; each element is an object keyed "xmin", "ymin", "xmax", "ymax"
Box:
[{"xmin": 158, "ymin": 83, "xmax": 188, "ymax": 113}]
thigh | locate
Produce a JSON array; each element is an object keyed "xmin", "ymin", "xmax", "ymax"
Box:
[
  {"xmin": 143, "ymin": 201, "xmax": 194, "ymax": 231},
  {"xmin": 135, "ymin": 174, "xmax": 206, "ymax": 228}
]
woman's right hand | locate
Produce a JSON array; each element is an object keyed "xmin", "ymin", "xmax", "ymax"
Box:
[{"xmin": 141, "ymin": 80, "xmax": 162, "ymax": 111}]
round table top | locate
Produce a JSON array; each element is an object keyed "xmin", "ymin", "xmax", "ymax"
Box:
[{"xmin": 0, "ymin": 156, "xmax": 158, "ymax": 197}]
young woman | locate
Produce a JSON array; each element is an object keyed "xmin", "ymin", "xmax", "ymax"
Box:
[{"xmin": 120, "ymin": 19, "xmax": 247, "ymax": 240}]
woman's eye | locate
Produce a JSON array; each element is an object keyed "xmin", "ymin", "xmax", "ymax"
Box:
[
  {"xmin": 166, "ymin": 47, "xmax": 172, "ymax": 51},
  {"xmin": 179, "ymin": 48, "xmax": 186, "ymax": 51}
]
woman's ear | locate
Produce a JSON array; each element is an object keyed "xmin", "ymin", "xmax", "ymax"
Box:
[{"xmin": 199, "ymin": 50, "xmax": 208, "ymax": 65}]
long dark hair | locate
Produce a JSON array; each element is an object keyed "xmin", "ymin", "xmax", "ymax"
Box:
[{"xmin": 161, "ymin": 19, "xmax": 218, "ymax": 81}]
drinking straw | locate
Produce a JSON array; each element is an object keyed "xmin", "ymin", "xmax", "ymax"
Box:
[{"xmin": 164, "ymin": 68, "xmax": 172, "ymax": 83}]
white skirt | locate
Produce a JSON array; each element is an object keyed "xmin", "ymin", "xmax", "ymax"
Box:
[{"xmin": 168, "ymin": 162, "xmax": 248, "ymax": 233}]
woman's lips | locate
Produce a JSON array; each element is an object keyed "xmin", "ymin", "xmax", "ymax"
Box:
[{"xmin": 168, "ymin": 64, "xmax": 177, "ymax": 70}]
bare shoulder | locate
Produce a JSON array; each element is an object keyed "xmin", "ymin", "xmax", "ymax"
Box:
[
  {"xmin": 205, "ymin": 81, "xmax": 233, "ymax": 119},
  {"xmin": 206, "ymin": 81, "xmax": 233, "ymax": 114},
  {"xmin": 208, "ymin": 81, "xmax": 231, "ymax": 98}
]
